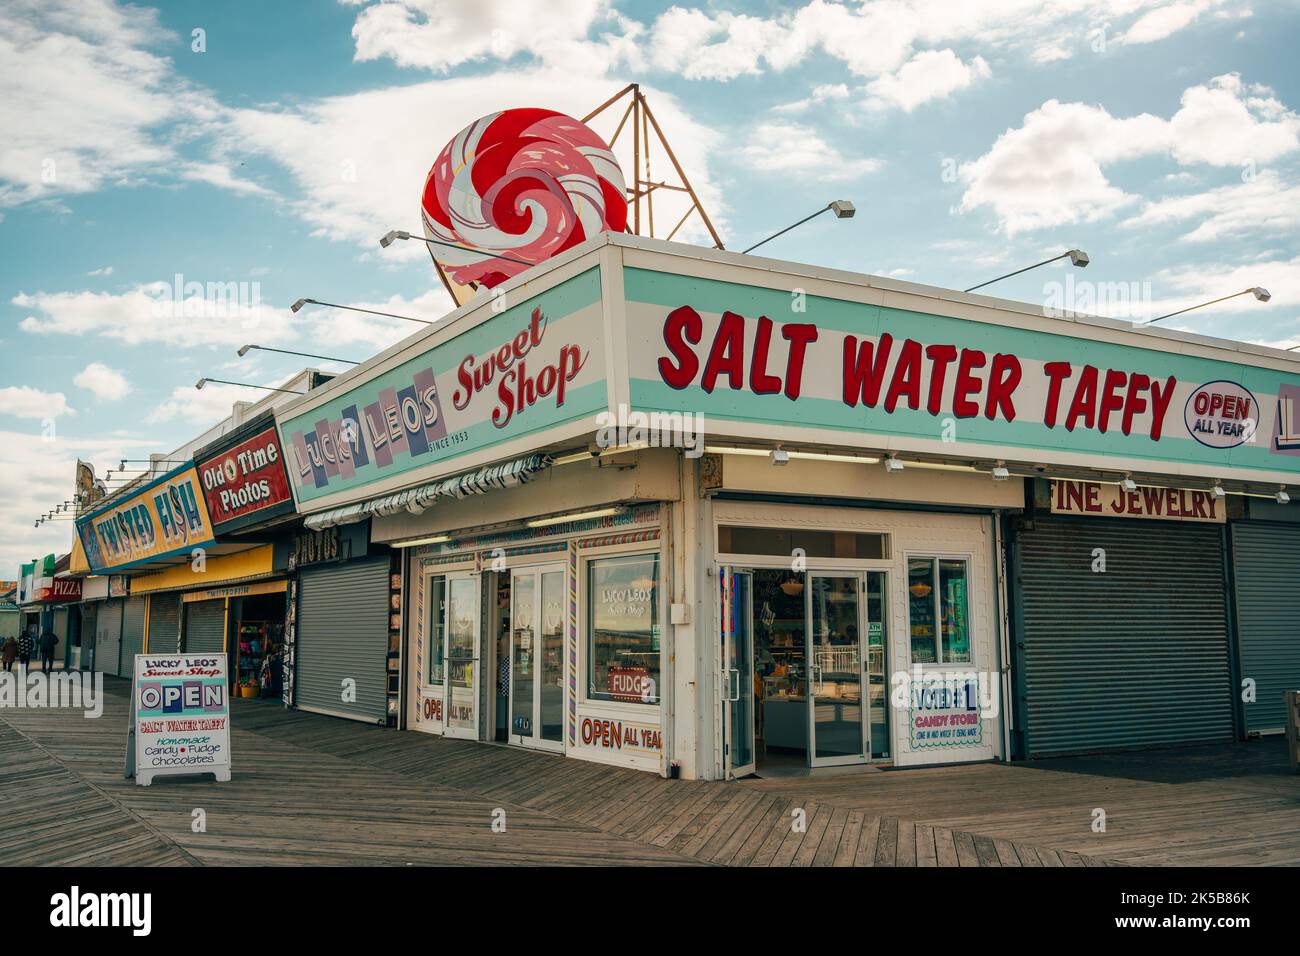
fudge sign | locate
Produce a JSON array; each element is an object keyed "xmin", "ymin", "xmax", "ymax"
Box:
[{"xmin": 197, "ymin": 425, "xmax": 293, "ymax": 528}]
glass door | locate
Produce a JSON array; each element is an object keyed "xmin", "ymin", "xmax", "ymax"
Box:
[
  {"xmin": 444, "ymin": 572, "xmax": 480, "ymax": 740},
  {"xmin": 722, "ymin": 569, "xmax": 756, "ymax": 779},
  {"xmin": 807, "ymin": 573, "xmax": 867, "ymax": 766},
  {"xmin": 509, "ymin": 565, "xmax": 565, "ymax": 752},
  {"xmin": 865, "ymin": 571, "xmax": 890, "ymax": 759}
]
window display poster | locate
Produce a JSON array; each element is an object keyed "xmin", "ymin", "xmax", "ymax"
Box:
[
  {"xmin": 127, "ymin": 653, "xmax": 231, "ymax": 786},
  {"xmin": 908, "ymin": 674, "xmax": 983, "ymax": 750}
]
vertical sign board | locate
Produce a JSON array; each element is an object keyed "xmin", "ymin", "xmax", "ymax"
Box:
[{"xmin": 126, "ymin": 653, "xmax": 231, "ymax": 785}]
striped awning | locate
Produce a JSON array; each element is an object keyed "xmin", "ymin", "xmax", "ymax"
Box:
[{"xmin": 303, "ymin": 453, "xmax": 552, "ymax": 531}]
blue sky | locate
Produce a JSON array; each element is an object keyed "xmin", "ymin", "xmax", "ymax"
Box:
[{"xmin": 3, "ymin": 0, "xmax": 1299, "ymax": 571}]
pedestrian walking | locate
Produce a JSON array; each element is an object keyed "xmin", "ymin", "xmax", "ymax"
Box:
[
  {"xmin": 38, "ymin": 627, "xmax": 58, "ymax": 673},
  {"xmin": 2, "ymin": 636, "xmax": 16, "ymax": 672},
  {"xmin": 17, "ymin": 630, "xmax": 34, "ymax": 670}
]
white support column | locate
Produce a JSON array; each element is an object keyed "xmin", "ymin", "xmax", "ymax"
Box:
[{"xmin": 669, "ymin": 451, "xmax": 698, "ymax": 778}]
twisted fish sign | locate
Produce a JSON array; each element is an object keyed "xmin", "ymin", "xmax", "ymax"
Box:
[{"xmin": 76, "ymin": 464, "xmax": 216, "ymax": 573}]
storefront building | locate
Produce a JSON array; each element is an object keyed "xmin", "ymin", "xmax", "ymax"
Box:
[
  {"xmin": 265, "ymin": 233, "xmax": 1300, "ymax": 779},
  {"xmin": 1229, "ymin": 497, "xmax": 1300, "ymax": 736},
  {"xmin": 73, "ymin": 456, "xmax": 291, "ymax": 696},
  {"xmin": 279, "ymin": 520, "xmax": 396, "ymax": 724},
  {"xmin": 0, "ymin": 583, "xmax": 18, "ymax": 644},
  {"xmin": 15, "ymin": 554, "xmax": 82, "ymax": 665},
  {"xmin": 1008, "ymin": 478, "xmax": 1238, "ymax": 756},
  {"xmin": 189, "ymin": 412, "xmax": 299, "ymax": 698}
]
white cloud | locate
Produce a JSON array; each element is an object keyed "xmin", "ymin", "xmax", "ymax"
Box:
[
  {"xmin": 642, "ymin": 1, "xmax": 1215, "ymax": 89},
  {"xmin": 86, "ymin": 265, "xmax": 113, "ymax": 276},
  {"xmin": 1168, "ymin": 74, "xmax": 1300, "ymax": 166},
  {"xmin": 1031, "ymin": 40, "xmax": 1073, "ymax": 64},
  {"xmin": 957, "ymin": 73, "xmax": 1300, "ymax": 235},
  {"xmin": 0, "ymin": 386, "xmax": 75, "ymax": 420},
  {"xmin": 1122, "ymin": 170, "xmax": 1300, "ymax": 242},
  {"xmin": 1146, "ymin": 254, "xmax": 1299, "ymax": 347},
  {"xmin": 864, "ymin": 50, "xmax": 990, "ymax": 112},
  {"xmin": 349, "ymin": 0, "xmax": 629, "ymax": 72},
  {"xmin": 649, "ymin": 7, "xmax": 807, "ymax": 81},
  {"xmin": 13, "ymin": 283, "xmax": 451, "ymax": 355},
  {"xmin": 178, "ymin": 161, "xmax": 271, "ymax": 197},
  {"xmin": 772, "ymin": 83, "xmax": 851, "ymax": 114},
  {"xmin": 738, "ymin": 122, "xmax": 883, "ymax": 180},
  {"xmin": 226, "ymin": 69, "xmax": 726, "ymax": 253},
  {"xmin": 147, "ymin": 381, "xmax": 267, "ymax": 427},
  {"xmin": 15, "ymin": 285, "xmax": 300, "ymax": 347},
  {"xmin": 73, "ymin": 362, "xmax": 132, "ymax": 400},
  {"xmin": 1120, "ymin": 0, "xmax": 1219, "ymax": 44},
  {"xmin": 0, "ymin": 0, "xmax": 219, "ymax": 207},
  {"xmin": 0, "ymin": 429, "xmax": 156, "ymax": 573},
  {"xmin": 957, "ymin": 100, "xmax": 1167, "ymax": 235}
]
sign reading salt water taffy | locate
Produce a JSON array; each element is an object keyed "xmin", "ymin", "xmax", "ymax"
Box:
[
  {"xmin": 622, "ymin": 266, "xmax": 1300, "ymax": 485},
  {"xmin": 127, "ymin": 653, "xmax": 231, "ymax": 786}
]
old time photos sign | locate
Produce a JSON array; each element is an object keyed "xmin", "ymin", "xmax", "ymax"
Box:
[{"xmin": 127, "ymin": 653, "xmax": 231, "ymax": 786}]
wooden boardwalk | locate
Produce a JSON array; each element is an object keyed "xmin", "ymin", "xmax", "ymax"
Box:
[{"xmin": 3, "ymin": 678, "xmax": 1297, "ymax": 866}]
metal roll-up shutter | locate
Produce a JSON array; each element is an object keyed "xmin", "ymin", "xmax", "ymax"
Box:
[
  {"xmin": 147, "ymin": 593, "xmax": 181, "ymax": 654},
  {"xmin": 295, "ymin": 558, "xmax": 390, "ymax": 723},
  {"xmin": 96, "ymin": 600, "xmax": 122, "ymax": 675},
  {"xmin": 184, "ymin": 599, "xmax": 226, "ymax": 655},
  {"xmin": 1231, "ymin": 522, "xmax": 1300, "ymax": 734},
  {"xmin": 1016, "ymin": 517, "xmax": 1233, "ymax": 756},
  {"xmin": 119, "ymin": 597, "xmax": 146, "ymax": 677}
]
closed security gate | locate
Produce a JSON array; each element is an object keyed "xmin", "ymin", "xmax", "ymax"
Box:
[
  {"xmin": 147, "ymin": 593, "xmax": 181, "ymax": 654},
  {"xmin": 295, "ymin": 559, "xmax": 390, "ymax": 723},
  {"xmin": 96, "ymin": 600, "xmax": 122, "ymax": 675},
  {"xmin": 1015, "ymin": 517, "xmax": 1233, "ymax": 756},
  {"xmin": 119, "ymin": 597, "xmax": 146, "ymax": 678},
  {"xmin": 1232, "ymin": 522, "xmax": 1300, "ymax": 734},
  {"xmin": 184, "ymin": 599, "xmax": 226, "ymax": 655}
]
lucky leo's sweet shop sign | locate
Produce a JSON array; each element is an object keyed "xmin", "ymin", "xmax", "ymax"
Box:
[{"xmin": 126, "ymin": 653, "xmax": 231, "ymax": 786}]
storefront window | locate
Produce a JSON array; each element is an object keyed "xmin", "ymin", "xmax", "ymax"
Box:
[
  {"xmin": 907, "ymin": 556, "xmax": 971, "ymax": 665},
  {"xmin": 907, "ymin": 559, "xmax": 937, "ymax": 664},
  {"xmin": 587, "ymin": 553, "xmax": 660, "ymax": 705},
  {"xmin": 939, "ymin": 560, "xmax": 970, "ymax": 664},
  {"xmin": 426, "ymin": 575, "xmax": 446, "ymax": 685}
]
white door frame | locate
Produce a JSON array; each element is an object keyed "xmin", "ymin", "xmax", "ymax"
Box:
[
  {"xmin": 721, "ymin": 568, "xmax": 757, "ymax": 780},
  {"xmin": 442, "ymin": 570, "xmax": 481, "ymax": 741},
  {"xmin": 508, "ymin": 563, "xmax": 566, "ymax": 753},
  {"xmin": 806, "ymin": 571, "xmax": 870, "ymax": 768}
]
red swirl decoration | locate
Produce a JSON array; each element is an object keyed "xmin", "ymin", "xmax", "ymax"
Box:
[{"xmin": 421, "ymin": 108, "xmax": 628, "ymax": 289}]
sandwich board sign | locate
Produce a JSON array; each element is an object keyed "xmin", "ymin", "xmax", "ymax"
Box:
[{"xmin": 125, "ymin": 653, "xmax": 231, "ymax": 785}]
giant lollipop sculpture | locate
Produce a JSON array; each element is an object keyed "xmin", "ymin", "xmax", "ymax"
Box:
[{"xmin": 421, "ymin": 108, "xmax": 629, "ymax": 291}]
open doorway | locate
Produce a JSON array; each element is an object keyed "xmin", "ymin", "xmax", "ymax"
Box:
[{"xmin": 724, "ymin": 568, "xmax": 890, "ymax": 778}]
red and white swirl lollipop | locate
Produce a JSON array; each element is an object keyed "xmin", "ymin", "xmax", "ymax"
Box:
[{"xmin": 421, "ymin": 108, "xmax": 629, "ymax": 289}]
